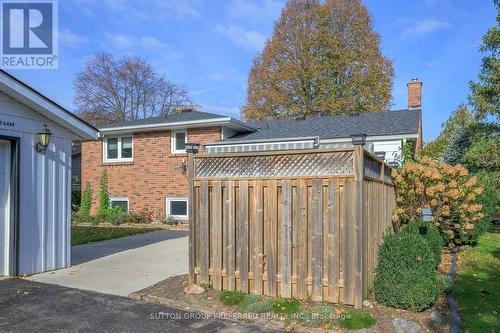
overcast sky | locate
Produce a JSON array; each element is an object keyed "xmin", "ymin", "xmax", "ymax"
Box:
[{"xmin": 7, "ymin": 0, "xmax": 497, "ymax": 141}]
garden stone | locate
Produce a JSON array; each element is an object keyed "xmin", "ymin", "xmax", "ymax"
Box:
[
  {"xmin": 392, "ymin": 318, "xmax": 421, "ymax": 333},
  {"xmin": 184, "ymin": 285, "xmax": 206, "ymax": 294},
  {"xmin": 362, "ymin": 299, "xmax": 374, "ymax": 309},
  {"xmin": 430, "ymin": 311, "xmax": 446, "ymax": 325}
]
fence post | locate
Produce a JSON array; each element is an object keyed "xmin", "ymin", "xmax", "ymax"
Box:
[
  {"xmin": 188, "ymin": 152, "xmax": 195, "ymax": 284},
  {"xmin": 353, "ymin": 142, "xmax": 365, "ymax": 309}
]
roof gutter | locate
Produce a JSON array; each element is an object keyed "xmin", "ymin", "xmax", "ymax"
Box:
[{"xmin": 207, "ymin": 133, "xmax": 418, "ymax": 147}]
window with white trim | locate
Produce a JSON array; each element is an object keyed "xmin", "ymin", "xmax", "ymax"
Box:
[
  {"xmin": 103, "ymin": 136, "xmax": 133, "ymax": 162},
  {"xmin": 166, "ymin": 198, "xmax": 188, "ymax": 219},
  {"xmin": 171, "ymin": 129, "xmax": 187, "ymax": 154},
  {"xmin": 110, "ymin": 197, "xmax": 129, "ymax": 212}
]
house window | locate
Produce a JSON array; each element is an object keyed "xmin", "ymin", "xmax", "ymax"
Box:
[
  {"xmin": 110, "ymin": 197, "xmax": 129, "ymax": 212},
  {"xmin": 171, "ymin": 129, "xmax": 187, "ymax": 154},
  {"xmin": 104, "ymin": 136, "xmax": 133, "ymax": 162},
  {"xmin": 166, "ymin": 198, "xmax": 188, "ymax": 219}
]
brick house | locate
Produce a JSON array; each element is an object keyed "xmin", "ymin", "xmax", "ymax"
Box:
[
  {"xmin": 81, "ymin": 79, "xmax": 423, "ymax": 220},
  {"xmin": 81, "ymin": 110, "xmax": 256, "ymax": 219}
]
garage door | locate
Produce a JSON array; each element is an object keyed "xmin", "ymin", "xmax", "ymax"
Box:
[{"xmin": 0, "ymin": 140, "xmax": 11, "ymax": 276}]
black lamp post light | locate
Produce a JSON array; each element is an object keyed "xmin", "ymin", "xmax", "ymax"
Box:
[
  {"xmin": 35, "ymin": 124, "xmax": 52, "ymax": 153},
  {"xmin": 351, "ymin": 133, "xmax": 367, "ymax": 146},
  {"xmin": 185, "ymin": 142, "xmax": 200, "ymax": 154}
]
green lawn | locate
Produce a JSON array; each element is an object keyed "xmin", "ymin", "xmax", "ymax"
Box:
[
  {"xmin": 455, "ymin": 232, "xmax": 500, "ymax": 333},
  {"xmin": 71, "ymin": 226, "xmax": 162, "ymax": 246}
]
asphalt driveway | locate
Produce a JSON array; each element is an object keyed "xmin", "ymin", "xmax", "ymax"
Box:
[
  {"xmin": 0, "ymin": 279, "xmax": 276, "ymax": 332},
  {"xmin": 30, "ymin": 230, "xmax": 188, "ymax": 296}
]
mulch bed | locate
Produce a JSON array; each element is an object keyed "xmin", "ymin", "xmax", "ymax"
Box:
[{"xmin": 132, "ymin": 274, "xmax": 451, "ymax": 332}]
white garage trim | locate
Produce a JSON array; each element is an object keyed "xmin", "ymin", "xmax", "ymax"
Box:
[{"xmin": 0, "ymin": 70, "xmax": 98, "ymax": 140}]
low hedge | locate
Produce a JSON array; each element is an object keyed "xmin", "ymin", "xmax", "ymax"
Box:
[
  {"xmin": 374, "ymin": 232, "xmax": 441, "ymax": 311},
  {"xmin": 401, "ymin": 221, "xmax": 443, "ymax": 266}
]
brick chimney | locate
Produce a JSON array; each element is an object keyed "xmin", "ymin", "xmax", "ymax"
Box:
[{"xmin": 407, "ymin": 78, "xmax": 422, "ymax": 110}]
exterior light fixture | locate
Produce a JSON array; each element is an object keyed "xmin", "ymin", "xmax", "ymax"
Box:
[
  {"xmin": 351, "ymin": 133, "xmax": 367, "ymax": 145},
  {"xmin": 421, "ymin": 208, "xmax": 433, "ymax": 222},
  {"xmin": 185, "ymin": 142, "xmax": 200, "ymax": 154},
  {"xmin": 36, "ymin": 124, "xmax": 52, "ymax": 153},
  {"xmin": 313, "ymin": 136, "xmax": 320, "ymax": 148}
]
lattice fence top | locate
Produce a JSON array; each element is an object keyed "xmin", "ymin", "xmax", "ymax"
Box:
[{"xmin": 194, "ymin": 151, "xmax": 353, "ymax": 179}]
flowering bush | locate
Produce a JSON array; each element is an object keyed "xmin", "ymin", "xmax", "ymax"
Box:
[{"xmin": 392, "ymin": 156, "xmax": 486, "ymax": 246}]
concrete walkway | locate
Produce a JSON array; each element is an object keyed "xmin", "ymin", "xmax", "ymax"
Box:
[{"xmin": 30, "ymin": 230, "xmax": 188, "ymax": 296}]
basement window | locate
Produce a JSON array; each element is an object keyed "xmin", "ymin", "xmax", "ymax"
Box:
[
  {"xmin": 110, "ymin": 197, "xmax": 129, "ymax": 212},
  {"xmin": 171, "ymin": 129, "xmax": 187, "ymax": 154},
  {"xmin": 103, "ymin": 136, "xmax": 133, "ymax": 162},
  {"xmin": 166, "ymin": 198, "xmax": 188, "ymax": 220}
]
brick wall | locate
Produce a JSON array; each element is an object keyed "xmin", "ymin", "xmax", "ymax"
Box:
[{"xmin": 81, "ymin": 126, "xmax": 221, "ymax": 218}]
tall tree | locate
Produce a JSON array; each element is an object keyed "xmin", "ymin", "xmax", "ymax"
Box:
[
  {"xmin": 468, "ymin": 0, "xmax": 500, "ymax": 120},
  {"xmin": 75, "ymin": 53, "xmax": 190, "ymax": 126},
  {"xmin": 242, "ymin": 0, "xmax": 394, "ymax": 120}
]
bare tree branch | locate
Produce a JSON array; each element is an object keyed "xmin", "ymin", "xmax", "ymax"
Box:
[{"xmin": 74, "ymin": 53, "xmax": 190, "ymax": 126}]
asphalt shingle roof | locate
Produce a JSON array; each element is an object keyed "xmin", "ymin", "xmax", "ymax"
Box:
[
  {"xmin": 99, "ymin": 110, "xmax": 228, "ymax": 129},
  {"xmin": 222, "ymin": 109, "xmax": 420, "ymax": 142}
]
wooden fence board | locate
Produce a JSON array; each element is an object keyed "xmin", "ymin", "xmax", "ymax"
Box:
[
  {"xmin": 238, "ymin": 181, "xmax": 249, "ymax": 292},
  {"xmin": 200, "ymin": 181, "xmax": 210, "ymax": 283},
  {"xmin": 253, "ymin": 181, "xmax": 264, "ymax": 294},
  {"xmin": 296, "ymin": 179, "xmax": 308, "ymax": 300},
  {"xmin": 266, "ymin": 180, "xmax": 277, "ymax": 297},
  {"xmin": 327, "ymin": 179, "xmax": 339, "ymax": 302},
  {"xmin": 311, "ymin": 179, "xmax": 323, "ymax": 301},
  {"xmin": 281, "ymin": 180, "xmax": 292, "ymax": 298},
  {"xmin": 212, "ymin": 181, "xmax": 222, "ymax": 289},
  {"xmin": 224, "ymin": 181, "xmax": 235, "ymax": 290}
]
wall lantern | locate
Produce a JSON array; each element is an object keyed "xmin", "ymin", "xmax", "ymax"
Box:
[
  {"xmin": 351, "ymin": 133, "xmax": 367, "ymax": 146},
  {"xmin": 35, "ymin": 124, "xmax": 52, "ymax": 153},
  {"xmin": 185, "ymin": 142, "xmax": 200, "ymax": 154},
  {"xmin": 421, "ymin": 208, "xmax": 433, "ymax": 222}
]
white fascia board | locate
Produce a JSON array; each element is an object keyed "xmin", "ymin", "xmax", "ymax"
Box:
[
  {"xmin": 0, "ymin": 72, "xmax": 98, "ymax": 140},
  {"xmin": 206, "ymin": 138, "xmax": 317, "ymax": 149},
  {"xmin": 99, "ymin": 117, "xmax": 256, "ymax": 136},
  {"xmin": 320, "ymin": 133, "xmax": 419, "ymax": 144}
]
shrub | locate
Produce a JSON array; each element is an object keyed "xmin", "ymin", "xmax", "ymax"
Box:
[
  {"xmin": 462, "ymin": 135, "xmax": 499, "ymax": 173},
  {"xmin": 401, "ymin": 221, "xmax": 443, "ymax": 266},
  {"xmin": 79, "ymin": 182, "xmax": 92, "ymax": 217},
  {"xmin": 199, "ymin": 282, "xmax": 213, "ymax": 290},
  {"xmin": 338, "ymin": 311, "xmax": 376, "ymax": 330},
  {"xmin": 272, "ymin": 298, "xmax": 301, "ymax": 315},
  {"xmin": 72, "ymin": 211, "xmax": 92, "ymax": 225},
  {"xmin": 219, "ymin": 291, "xmax": 245, "ymax": 306},
  {"xmin": 122, "ymin": 212, "xmax": 153, "ymax": 224},
  {"xmin": 375, "ymin": 232, "xmax": 441, "ymax": 311},
  {"xmin": 160, "ymin": 216, "xmax": 179, "ymax": 225},
  {"xmin": 392, "ymin": 157, "xmax": 487, "ymax": 246},
  {"xmin": 97, "ymin": 170, "xmax": 110, "ymax": 217},
  {"xmin": 239, "ymin": 295, "xmax": 273, "ymax": 313},
  {"xmin": 300, "ymin": 305, "xmax": 336, "ymax": 327}
]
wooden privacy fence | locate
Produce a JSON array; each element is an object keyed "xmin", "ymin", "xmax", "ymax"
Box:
[{"xmin": 188, "ymin": 146, "xmax": 395, "ymax": 308}]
